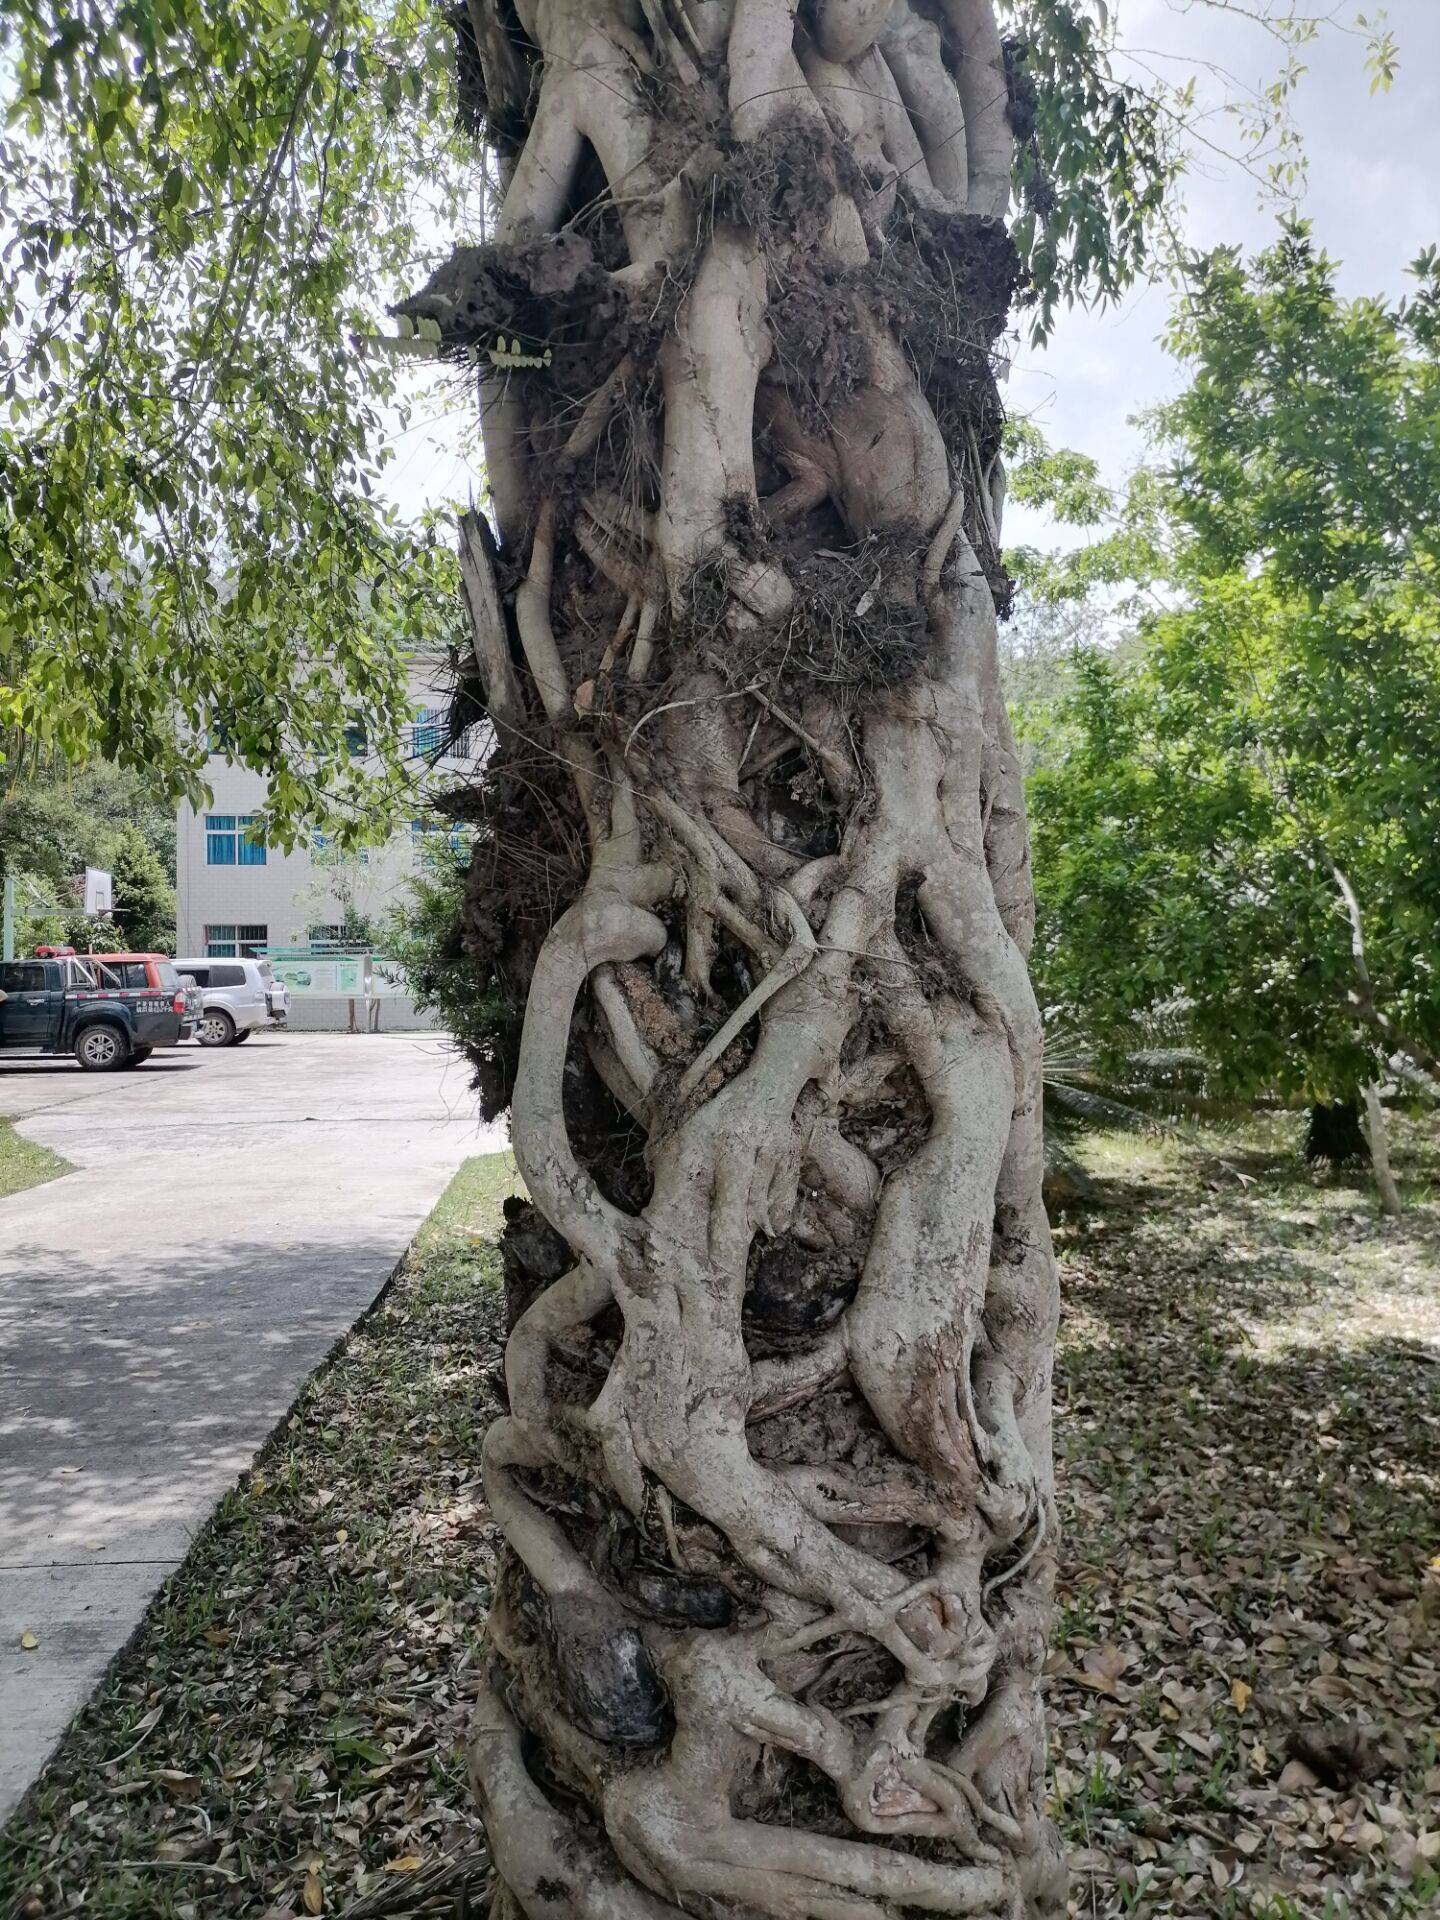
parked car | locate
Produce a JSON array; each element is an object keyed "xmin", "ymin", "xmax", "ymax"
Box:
[
  {"xmin": 0, "ymin": 950, "xmax": 192, "ymax": 1070},
  {"xmin": 174, "ymin": 956, "xmax": 288, "ymax": 1047}
]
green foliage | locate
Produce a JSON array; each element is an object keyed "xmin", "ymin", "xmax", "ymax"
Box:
[
  {"xmin": 0, "ymin": 758, "xmax": 178, "ymax": 950},
  {"xmin": 1001, "ymin": 1, "xmax": 1399, "ymax": 343},
  {"xmin": 106, "ymin": 823, "xmax": 176, "ymax": 951},
  {"xmin": 1041, "ymin": 1007, "xmax": 1224, "ymax": 1203},
  {"xmin": 0, "ymin": 0, "xmax": 466, "ymax": 835},
  {"xmin": 1006, "ymin": 0, "xmax": 1176, "ymax": 342},
  {"xmin": 383, "ymin": 850, "xmax": 515, "ymax": 1112},
  {"xmin": 1023, "ymin": 225, "xmax": 1440, "ymax": 1102}
]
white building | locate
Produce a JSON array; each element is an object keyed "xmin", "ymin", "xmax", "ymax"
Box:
[{"xmin": 176, "ymin": 662, "xmax": 476, "ymax": 963}]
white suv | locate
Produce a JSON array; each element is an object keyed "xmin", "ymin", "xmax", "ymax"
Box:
[{"xmin": 175, "ymin": 957, "xmax": 288, "ymax": 1047}]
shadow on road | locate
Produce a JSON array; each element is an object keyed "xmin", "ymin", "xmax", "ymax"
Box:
[{"xmin": 0, "ymin": 1232, "xmax": 403, "ymax": 1562}]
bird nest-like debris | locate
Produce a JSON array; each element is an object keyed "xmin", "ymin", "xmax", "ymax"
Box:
[
  {"xmin": 876, "ymin": 199, "xmax": 1020, "ymax": 445},
  {"xmin": 396, "ymin": 232, "xmax": 631, "ymax": 393},
  {"xmin": 670, "ymin": 533, "xmax": 931, "ymax": 697},
  {"xmin": 698, "ymin": 111, "xmax": 867, "ymax": 257},
  {"xmin": 446, "ymin": 0, "xmax": 534, "ymax": 159}
]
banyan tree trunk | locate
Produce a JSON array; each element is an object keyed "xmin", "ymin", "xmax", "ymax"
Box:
[{"xmin": 403, "ymin": 3, "xmax": 1064, "ymax": 1915}]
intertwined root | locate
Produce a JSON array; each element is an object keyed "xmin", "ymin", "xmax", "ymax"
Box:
[{"xmin": 430, "ymin": 2, "xmax": 1064, "ymax": 1916}]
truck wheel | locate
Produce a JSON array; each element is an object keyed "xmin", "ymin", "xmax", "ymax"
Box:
[
  {"xmin": 75, "ymin": 1023, "xmax": 129, "ymax": 1072},
  {"xmin": 198, "ymin": 1009, "xmax": 236, "ymax": 1048},
  {"xmin": 122, "ymin": 1046, "xmax": 154, "ymax": 1069}
]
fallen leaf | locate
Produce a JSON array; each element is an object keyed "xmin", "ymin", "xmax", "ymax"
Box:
[
  {"xmin": 20, "ymin": 1630, "xmax": 38, "ymax": 1651},
  {"xmin": 302, "ymin": 1870, "xmax": 324, "ymax": 1914},
  {"xmin": 154, "ymin": 1769, "xmax": 201, "ymax": 1799},
  {"xmin": 383, "ymin": 1855, "xmax": 423, "ymax": 1874},
  {"xmin": 1230, "ymin": 1677, "xmax": 1253, "ymax": 1713},
  {"xmin": 1277, "ymin": 1758, "xmax": 1320, "ymax": 1792}
]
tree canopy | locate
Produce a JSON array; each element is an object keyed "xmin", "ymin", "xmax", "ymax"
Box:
[
  {"xmin": 1021, "ymin": 224, "xmax": 1440, "ymax": 1100},
  {"xmin": 0, "ymin": 0, "xmax": 465, "ymax": 834},
  {"xmin": 0, "ymin": 757, "xmax": 178, "ymax": 949}
]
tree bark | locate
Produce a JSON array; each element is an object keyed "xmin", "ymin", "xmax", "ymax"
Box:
[
  {"xmin": 406, "ymin": 5, "xmax": 1064, "ymax": 1915},
  {"xmin": 1362, "ymin": 1083, "xmax": 1402, "ymax": 1217}
]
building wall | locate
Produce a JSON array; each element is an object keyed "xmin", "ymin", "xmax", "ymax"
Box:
[{"xmin": 175, "ymin": 662, "xmax": 477, "ymax": 962}]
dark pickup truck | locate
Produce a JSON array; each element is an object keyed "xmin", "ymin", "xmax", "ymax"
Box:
[{"xmin": 0, "ymin": 951, "xmax": 194, "ymax": 1070}]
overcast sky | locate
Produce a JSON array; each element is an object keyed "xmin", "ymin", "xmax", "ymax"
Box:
[{"xmin": 376, "ymin": 0, "xmax": 1440, "ymax": 541}]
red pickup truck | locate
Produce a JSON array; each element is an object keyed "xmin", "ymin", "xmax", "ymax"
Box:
[{"xmin": 0, "ymin": 950, "xmax": 195, "ymax": 1070}]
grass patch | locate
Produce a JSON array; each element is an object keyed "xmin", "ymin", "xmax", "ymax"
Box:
[
  {"xmin": 3, "ymin": 1125, "xmax": 1438, "ymax": 1920},
  {"xmin": 0, "ymin": 1117, "xmax": 70, "ymax": 1201}
]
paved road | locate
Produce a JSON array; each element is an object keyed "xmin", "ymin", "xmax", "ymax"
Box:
[{"xmin": 0, "ymin": 1031, "xmax": 502, "ymax": 1823}]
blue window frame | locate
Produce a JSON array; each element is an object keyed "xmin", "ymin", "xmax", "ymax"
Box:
[
  {"xmin": 206, "ymin": 813, "xmax": 266, "ymax": 865},
  {"xmin": 206, "ymin": 924, "xmax": 237, "ymax": 958}
]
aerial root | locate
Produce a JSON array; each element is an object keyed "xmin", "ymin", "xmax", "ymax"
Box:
[
  {"xmin": 468, "ymin": 1681, "xmax": 684, "ymax": 1920},
  {"xmin": 675, "ymin": 885, "xmax": 818, "ymax": 1103},
  {"xmin": 606, "ymin": 1786, "xmax": 1013, "ymax": 1920}
]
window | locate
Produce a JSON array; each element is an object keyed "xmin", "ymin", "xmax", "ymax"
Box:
[
  {"xmin": 205, "ymin": 815, "xmax": 236, "ymax": 866},
  {"xmin": 344, "ymin": 721, "xmax": 367, "ymax": 757},
  {"xmin": 94, "ymin": 960, "xmax": 152, "ymax": 989},
  {"xmin": 238, "ymin": 818, "xmax": 266, "ymax": 867},
  {"xmin": 409, "ymin": 707, "xmax": 442, "ymax": 756},
  {"xmin": 182, "ymin": 966, "xmax": 211, "ymax": 988},
  {"xmin": 307, "ymin": 923, "xmax": 344, "ymax": 944},
  {"xmin": 205, "ymin": 814, "xmax": 266, "ymax": 866},
  {"xmin": 205, "ymin": 925, "xmax": 264, "ymax": 958},
  {"xmin": 209, "ymin": 963, "xmax": 247, "ymax": 988},
  {"xmin": 0, "ymin": 962, "xmax": 46, "ymax": 993},
  {"xmin": 410, "ymin": 818, "xmax": 471, "ymax": 868}
]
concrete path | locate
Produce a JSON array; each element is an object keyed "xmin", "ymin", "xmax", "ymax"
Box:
[{"xmin": 0, "ymin": 1031, "xmax": 502, "ymax": 1823}]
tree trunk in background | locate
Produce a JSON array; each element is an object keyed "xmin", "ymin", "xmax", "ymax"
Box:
[
  {"xmin": 1362, "ymin": 1084, "xmax": 1402, "ymax": 1217},
  {"xmin": 404, "ymin": 4, "xmax": 1063, "ymax": 1915},
  {"xmin": 1303, "ymin": 1097, "xmax": 1369, "ymax": 1168}
]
